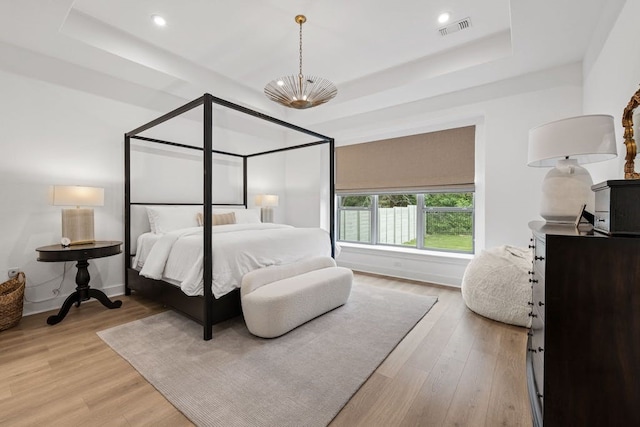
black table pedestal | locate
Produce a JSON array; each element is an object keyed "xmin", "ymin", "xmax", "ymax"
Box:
[{"xmin": 46, "ymin": 259, "xmax": 122, "ymax": 325}]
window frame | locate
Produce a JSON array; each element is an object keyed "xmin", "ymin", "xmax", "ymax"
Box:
[{"xmin": 337, "ymin": 190, "xmax": 475, "ymax": 254}]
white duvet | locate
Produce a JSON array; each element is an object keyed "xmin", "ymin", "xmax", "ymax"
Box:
[{"xmin": 137, "ymin": 223, "xmax": 332, "ymax": 298}]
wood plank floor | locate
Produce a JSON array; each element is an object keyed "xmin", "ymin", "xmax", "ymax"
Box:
[{"xmin": 0, "ymin": 273, "xmax": 532, "ymax": 426}]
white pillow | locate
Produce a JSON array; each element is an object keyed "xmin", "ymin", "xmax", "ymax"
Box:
[
  {"xmin": 146, "ymin": 206, "xmax": 201, "ymax": 234},
  {"xmin": 212, "ymin": 208, "xmax": 261, "ymax": 224}
]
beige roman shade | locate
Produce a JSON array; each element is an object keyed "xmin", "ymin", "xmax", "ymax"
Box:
[{"xmin": 336, "ymin": 126, "xmax": 475, "ymax": 192}]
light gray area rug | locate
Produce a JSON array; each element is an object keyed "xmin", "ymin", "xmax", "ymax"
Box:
[{"xmin": 98, "ymin": 283, "xmax": 437, "ymax": 427}]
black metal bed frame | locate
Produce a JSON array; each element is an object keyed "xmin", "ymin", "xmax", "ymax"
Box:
[{"xmin": 124, "ymin": 93, "xmax": 335, "ymax": 340}]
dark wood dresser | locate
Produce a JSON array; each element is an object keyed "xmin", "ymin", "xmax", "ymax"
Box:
[{"xmin": 527, "ymin": 221, "xmax": 640, "ymax": 427}]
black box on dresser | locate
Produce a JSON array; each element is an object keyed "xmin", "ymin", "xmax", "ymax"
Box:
[
  {"xmin": 592, "ymin": 179, "xmax": 640, "ymax": 235},
  {"xmin": 526, "ymin": 221, "xmax": 640, "ymax": 427}
]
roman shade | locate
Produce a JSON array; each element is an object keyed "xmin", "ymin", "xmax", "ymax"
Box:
[{"xmin": 336, "ymin": 126, "xmax": 475, "ymax": 192}]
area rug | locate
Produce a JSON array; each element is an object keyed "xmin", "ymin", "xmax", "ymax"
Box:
[{"xmin": 98, "ymin": 282, "xmax": 437, "ymax": 427}]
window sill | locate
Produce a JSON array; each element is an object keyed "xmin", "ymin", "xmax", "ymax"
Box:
[{"xmin": 337, "ymin": 242, "xmax": 474, "ymax": 262}]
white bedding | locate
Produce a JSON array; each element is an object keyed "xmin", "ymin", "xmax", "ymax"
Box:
[
  {"xmin": 132, "ymin": 233, "xmax": 162, "ymax": 269},
  {"xmin": 136, "ymin": 223, "xmax": 332, "ymax": 298}
]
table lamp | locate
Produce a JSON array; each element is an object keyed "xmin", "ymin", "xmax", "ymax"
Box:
[
  {"xmin": 53, "ymin": 185, "xmax": 105, "ymax": 245},
  {"xmin": 528, "ymin": 115, "xmax": 617, "ymax": 223},
  {"xmin": 255, "ymin": 194, "xmax": 279, "ymax": 223}
]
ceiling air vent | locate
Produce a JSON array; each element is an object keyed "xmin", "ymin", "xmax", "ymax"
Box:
[{"xmin": 439, "ymin": 17, "xmax": 472, "ymax": 36}]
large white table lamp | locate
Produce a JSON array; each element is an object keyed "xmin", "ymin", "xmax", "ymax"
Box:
[{"xmin": 528, "ymin": 115, "xmax": 617, "ymax": 223}]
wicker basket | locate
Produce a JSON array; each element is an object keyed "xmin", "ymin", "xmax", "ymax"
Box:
[{"xmin": 0, "ymin": 272, "xmax": 25, "ymax": 331}]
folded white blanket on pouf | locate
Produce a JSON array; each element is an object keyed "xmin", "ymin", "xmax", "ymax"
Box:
[{"xmin": 461, "ymin": 245, "xmax": 533, "ymax": 327}]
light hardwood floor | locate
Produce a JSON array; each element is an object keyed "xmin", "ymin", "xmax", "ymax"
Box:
[{"xmin": 0, "ymin": 273, "xmax": 532, "ymax": 426}]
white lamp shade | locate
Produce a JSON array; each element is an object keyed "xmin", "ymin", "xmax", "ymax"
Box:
[
  {"xmin": 528, "ymin": 114, "xmax": 617, "ymax": 167},
  {"xmin": 255, "ymin": 194, "xmax": 279, "ymax": 207},
  {"xmin": 52, "ymin": 186, "xmax": 104, "ymax": 244},
  {"xmin": 53, "ymin": 186, "xmax": 104, "ymax": 207}
]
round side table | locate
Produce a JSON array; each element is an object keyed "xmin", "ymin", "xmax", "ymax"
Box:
[{"xmin": 36, "ymin": 241, "xmax": 123, "ymax": 325}]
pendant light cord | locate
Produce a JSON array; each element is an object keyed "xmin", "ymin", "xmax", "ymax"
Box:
[{"xmin": 298, "ymin": 18, "xmax": 304, "ymax": 78}]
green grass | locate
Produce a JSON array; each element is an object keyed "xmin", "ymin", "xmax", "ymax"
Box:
[{"xmin": 403, "ymin": 234, "xmax": 473, "ymax": 252}]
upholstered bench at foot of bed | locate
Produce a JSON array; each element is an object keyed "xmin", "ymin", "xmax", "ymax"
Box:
[{"xmin": 240, "ymin": 257, "xmax": 353, "ymax": 338}]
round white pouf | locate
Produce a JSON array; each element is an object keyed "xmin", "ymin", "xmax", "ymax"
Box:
[{"xmin": 461, "ymin": 245, "xmax": 533, "ymax": 327}]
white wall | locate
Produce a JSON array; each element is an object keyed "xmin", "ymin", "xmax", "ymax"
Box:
[
  {"xmin": 247, "ymin": 153, "xmax": 286, "ymax": 223},
  {"xmin": 130, "ymin": 145, "xmax": 244, "ymax": 204},
  {"xmin": 282, "ymin": 144, "xmax": 331, "ymax": 229},
  {"xmin": 0, "ymin": 70, "xmax": 163, "ymax": 316},
  {"xmin": 583, "ymin": 0, "xmax": 640, "ymax": 183}
]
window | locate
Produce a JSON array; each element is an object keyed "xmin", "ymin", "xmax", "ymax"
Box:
[
  {"xmin": 338, "ymin": 191, "xmax": 474, "ymax": 254},
  {"xmin": 423, "ymin": 192, "xmax": 474, "ymax": 252},
  {"xmin": 335, "ymin": 126, "xmax": 476, "ymax": 254},
  {"xmin": 338, "ymin": 195, "xmax": 372, "ymax": 243},
  {"xmin": 377, "ymin": 194, "xmax": 417, "ymax": 247}
]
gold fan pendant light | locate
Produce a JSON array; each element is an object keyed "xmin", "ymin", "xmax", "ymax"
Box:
[{"xmin": 264, "ymin": 15, "xmax": 337, "ymax": 109}]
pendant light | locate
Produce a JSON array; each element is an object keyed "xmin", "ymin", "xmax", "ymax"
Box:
[{"xmin": 264, "ymin": 15, "xmax": 337, "ymax": 109}]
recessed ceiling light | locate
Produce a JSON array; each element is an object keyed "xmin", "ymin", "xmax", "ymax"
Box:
[
  {"xmin": 438, "ymin": 12, "xmax": 451, "ymax": 24},
  {"xmin": 151, "ymin": 14, "xmax": 166, "ymax": 27}
]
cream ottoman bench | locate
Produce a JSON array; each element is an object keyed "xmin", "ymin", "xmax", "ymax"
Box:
[{"xmin": 241, "ymin": 257, "xmax": 353, "ymax": 338}]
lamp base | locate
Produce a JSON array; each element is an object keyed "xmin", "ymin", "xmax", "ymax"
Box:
[
  {"xmin": 61, "ymin": 208, "xmax": 95, "ymax": 245},
  {"xmin": 540, "ymin": 159, "xmax": 594, "ymax": 223},
  {"xmin": 260, "ymin": 207, "xmax": 274, "ymax": 223}
]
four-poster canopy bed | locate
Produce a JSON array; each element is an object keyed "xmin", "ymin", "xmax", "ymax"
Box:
[{"xmin": 124, "ymin": 93, "xmax": 335, "ymax": 340}]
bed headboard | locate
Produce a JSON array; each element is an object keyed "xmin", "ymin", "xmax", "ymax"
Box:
[{"xmin": 129, "ymin": 204, "xmax": 246, "ymax": 254}]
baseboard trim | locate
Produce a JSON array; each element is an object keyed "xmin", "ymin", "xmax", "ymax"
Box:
[
  {"xmin": 337, "ymin": 245, "xmax": 469, "ymax": 287},
  {"xmin": 338, "ymin": 260, "xmax": 462, "ymax": 288},
  {"xmin": 22, "ymin": 283, "xmax": 125, "ymax": 317}
]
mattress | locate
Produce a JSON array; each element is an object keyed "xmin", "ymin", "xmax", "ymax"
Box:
[{"xmin": 134, "ymin": 223, "xmax": 332, "ymax": 298}]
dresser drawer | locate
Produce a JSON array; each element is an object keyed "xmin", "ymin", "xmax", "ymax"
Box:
[
  {"xmin": 530, "ymin": 307, "xmax": 545, "ymax": 403},
  {"xmin": 532, "ymin": 277, "xmax": 545, "ymax": 321},
  {"xmin": 533, "ymin": 238, "xmax": 546, "ymax": 277},
  {"xmin": 532, "ymin": 352, "xmax": 544, "ymax": 403},
  {"xmin": 530, "ymin": 307, "xmax": 544, "ymax": 344},
  {"xmin": 594, "ymin": 186, "xmax": 611, "ymax": 212},
  {"xmin": 594, "ymin": 211, "xmax": 610, "ymax": 233}
]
